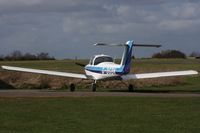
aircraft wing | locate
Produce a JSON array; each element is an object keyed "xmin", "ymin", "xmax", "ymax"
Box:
[
  {"xmin": 121, "ymin": 70, "xmax": 198, "ymax": 80},
  {"xmin": 1, "ymin": 66, "xmax": 88, "ymax": 79}
]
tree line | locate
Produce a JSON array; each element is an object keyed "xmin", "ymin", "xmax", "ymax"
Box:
[
  {"xmin": 0, "ymin": 51, "xmax": 55, "ymax": 61},
  {"xmin": 0, "ymin": 50, "xmax": 199, "ymax": 61},
  {"xmin": 152, "ymin": 50, "xmax": 200, "ymax": 59}
]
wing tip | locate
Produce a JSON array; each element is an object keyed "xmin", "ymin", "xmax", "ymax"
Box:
[
  {"xmin": 187, "ymin": 70, "xmax": 198, "ymax": 75},
  {"xmin": 193, "ymin": 70, "xmax": 198, "ymax": 75},
  {"xmin": 1, "ymin": 65, "xmax": 7, "ymax": 69},
  {"xmin": 1, "ymin": 66, "xmax": 14, "ymax": 70}
]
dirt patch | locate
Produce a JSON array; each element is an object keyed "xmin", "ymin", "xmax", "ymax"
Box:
[{"xmin": 0, "ymin": 70, "xmax": 185, "ymax": 90}]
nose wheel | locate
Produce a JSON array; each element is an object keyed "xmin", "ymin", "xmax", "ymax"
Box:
[
  {"xmin": 91, "ymin": 80, "xmax": 97, "ymax": 92},
  {"xmin": 92, "ymin": 83, "xmax": 96, "ymax": 92}
]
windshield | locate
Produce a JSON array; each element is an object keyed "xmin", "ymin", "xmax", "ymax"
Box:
[{"xmin": 94, "ymin": 56, "xmax": 113, "ymax": 65}]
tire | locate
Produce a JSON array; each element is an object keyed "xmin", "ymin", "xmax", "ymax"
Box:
[
  {"xmin": 70, "ymin": 84, "xmax": 75, "ymax": 92},
  {"xmin": 128, "ymin": 84, "xmax": 134, "ymax": 92},
  {"xmin": 92, "ymin": 83, "xmax": 96, "ymax": 92}
]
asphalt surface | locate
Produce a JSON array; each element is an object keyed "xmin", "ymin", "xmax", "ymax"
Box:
[{"xmin": 0, "ymin": 90, "xmax": 200, "ymax": 98}]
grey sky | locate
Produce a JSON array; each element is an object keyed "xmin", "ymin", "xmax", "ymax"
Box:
[{"xmin": 0, "ymin": 0, "xmax": 199, "ymax": 59}]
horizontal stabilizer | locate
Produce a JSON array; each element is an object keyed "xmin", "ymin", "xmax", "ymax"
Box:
[
  {"xmin": 122, "ymin": 70, "xmax": 198, "ymax": 80},
  {"xmin": 94, "ymin": 43, "xmax": 161, "ymax": 48},
  {"xmin": 94, "ymin": 43, "xmax": 125, "ymax": 46},
  {"xmin": 133, "ymin": 44, "xmax": 161, "ymax": 48},
  {"xmin": 1, "ymin": 66, "xmax": 88, "ymax": 79}
]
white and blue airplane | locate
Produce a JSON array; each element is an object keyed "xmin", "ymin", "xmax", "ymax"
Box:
[{"xmin": 1, "ymin": 40, "xmax": 198, "ymax": 91}]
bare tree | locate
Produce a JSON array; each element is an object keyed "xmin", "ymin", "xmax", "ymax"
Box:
[
  {"xmin": 3, "ymin": 51, "xmax": 55, "ymax": 61},
  {"xmin": 23, "ymin": 53, "xmax": 37, "ymax": 60},
  {"xmin": 37, "ymin": 52, "xmax": 55, "ymax": 60}
]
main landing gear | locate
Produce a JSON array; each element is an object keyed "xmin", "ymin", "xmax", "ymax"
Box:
[
  {"xmin": 128, "ymin": 84, "xmax": 134, "ymax": 92},
  {"xmin": 70, "ymin": 83, "xmax": 75, "ymax": 92},
  {"xmin": 120, "ymin": 81, "xmax": 135, "ymax": 92}
]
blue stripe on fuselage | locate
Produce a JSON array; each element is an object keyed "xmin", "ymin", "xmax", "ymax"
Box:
[{"xmin": 85, "ymin": 66, "xmax": 127, "ymax": 75}]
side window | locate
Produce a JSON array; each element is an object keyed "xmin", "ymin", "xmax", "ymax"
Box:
[{"xmin": 104, "ymin": 57, "xmax": 113, "ymax": 62}]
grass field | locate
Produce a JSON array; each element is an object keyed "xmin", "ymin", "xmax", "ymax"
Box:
[
  {"xmin": 0, "ymin": 97, "xmax": 200, "ymax": 133},
  {"xmin": 0, "ymin": 59, "xmax": 200, "ymax": 133}
]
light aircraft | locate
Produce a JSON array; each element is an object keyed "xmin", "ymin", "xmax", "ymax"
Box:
[{"xmin": 1, "ymin": 40, "xmax": 198, "ymax": 91}]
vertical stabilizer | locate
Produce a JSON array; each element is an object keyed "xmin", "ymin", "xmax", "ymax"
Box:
[{"xmin": 120, "ymin": 41, "xmax": 134, "ymax": 74}]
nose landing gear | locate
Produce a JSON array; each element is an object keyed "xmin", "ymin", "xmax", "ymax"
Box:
[{"xmin": 91, "ymin": 80, "xmax": 97, "ymax": 92}]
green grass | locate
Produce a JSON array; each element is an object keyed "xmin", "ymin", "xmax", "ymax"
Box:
[
  {"xmin": 132, "ymin": 58, "xmax": 200, "ymax": 72},
  {"xmin": 0, "ymin": 59, "xmax": 199, "ymax": 91},
  {"xmin": 132, "ymin": 76, "xmax": 200, "ymax": 93},
  {"xmin": 0, "ymin": 58, "xmax": 200, "ymax": 72},
  {"xmin": 0, "ymin": 60, "xmax": 86, "ymax": 73},
  {"xmin": 0, "ymin": 97, "xmax": 200, "ymax": 133}
]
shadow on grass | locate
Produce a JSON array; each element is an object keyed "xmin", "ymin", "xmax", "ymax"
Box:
[{"xmin": 0, "ymin": 80, "xmax": 15, "ymax": 89}]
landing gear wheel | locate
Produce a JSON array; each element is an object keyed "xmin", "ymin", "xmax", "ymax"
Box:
[
  {"xmin": 92, "ymin": 83, "xmax": 96, "ymax": 92},
  {"xmin": 128, "ymin": 84, "xmax": 134, "ymax": 92},
  {"xmin": 70, "ymin": 83, "xmax": 75, "ymax": 92}
]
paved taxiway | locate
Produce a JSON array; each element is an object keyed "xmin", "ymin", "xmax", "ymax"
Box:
[{"xmin": 0, "ymin": 90, "xmax": 200, "ymax": 98}]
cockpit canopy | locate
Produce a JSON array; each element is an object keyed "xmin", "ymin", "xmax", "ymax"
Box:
[{"xmin": 89, "ymin": 55, "xmax": 114, "ymax": 65}]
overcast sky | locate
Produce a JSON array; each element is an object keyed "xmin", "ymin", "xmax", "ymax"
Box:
[{"xmin": 0, "ymin": 0, "xmax": 199, "ymax": 59}]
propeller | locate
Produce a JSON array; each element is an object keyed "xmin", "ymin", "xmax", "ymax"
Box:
[{"xmin": 75, "ymin": 62, "xmax": 86, "ymax": 67}]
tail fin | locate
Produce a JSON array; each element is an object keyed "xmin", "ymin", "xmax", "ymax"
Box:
[{"xmin": 120, "ymin": 41, "xmax": 134, "ymax": 74}]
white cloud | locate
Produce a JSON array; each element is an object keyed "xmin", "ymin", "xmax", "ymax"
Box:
[
  {"xmin": 0, "ymin": 0, "xmax": 200, "ymax": 58},
  {"xmin": 159, "ymin": 19, "xmax": 200, "ymax": 30},
  {"xmin": 163, "ymin": 1, "xmax": 200, "ymax": 19},
  {"xmin": 0, "ymin": 0, "xmax": 42, "ymax": 5}
]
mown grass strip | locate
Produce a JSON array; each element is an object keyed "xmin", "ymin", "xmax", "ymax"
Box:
[{"xmin": 0, "ymin": 97, "xmax": 200, "ymax": 133}]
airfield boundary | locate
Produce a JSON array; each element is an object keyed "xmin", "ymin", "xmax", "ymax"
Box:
[{"xmin": 0, "ymin": 90, "xmax": 200, "ymax": 98}]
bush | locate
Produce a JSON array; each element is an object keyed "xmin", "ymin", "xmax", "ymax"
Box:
[
  {"xmin": 190, "ymin": 51, "xmax": 200, "ymax": 58},
  {"xmin": 152, "ymin": 50, "xmax": 186, "ymax": 59}
]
